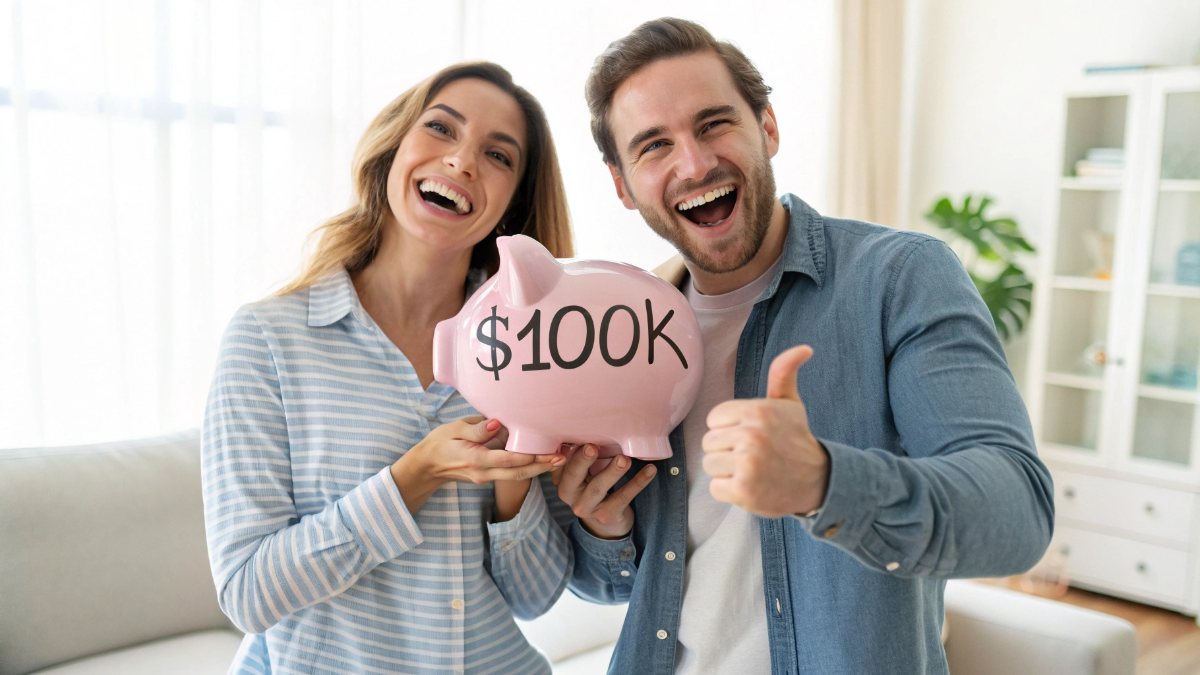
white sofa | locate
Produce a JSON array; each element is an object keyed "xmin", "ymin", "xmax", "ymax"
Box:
[{"xmin": 0, "ymin": 431, "xmax": 1135, "ymax": 674}]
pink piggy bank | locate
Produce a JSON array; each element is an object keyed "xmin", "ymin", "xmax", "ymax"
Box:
[{"xmin": 433, "ymin": 235, "xmax": 703, "ymax": 461}]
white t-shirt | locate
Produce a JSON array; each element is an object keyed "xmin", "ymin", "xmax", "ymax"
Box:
[{"xmin": 674, "ymin": 258, "xmax": 780, "ymax": 674}]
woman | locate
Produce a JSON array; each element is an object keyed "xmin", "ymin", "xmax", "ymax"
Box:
[{"xmin": 202, "ymin": 62, "xmax": 574, "ymax": 674}]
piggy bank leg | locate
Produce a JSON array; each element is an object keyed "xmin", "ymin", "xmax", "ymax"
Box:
[
  {"xmin": 505, "ymin": 428, "xmax": 562, "ymax": 455},
  {"xmin": 622, "ymin": 437, "xmax": 673, "ymax": 462}
]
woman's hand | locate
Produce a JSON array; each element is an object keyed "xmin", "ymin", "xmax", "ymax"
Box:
[{"xmin": 391, "ymin": 416, "xmax": 562, "ymax": 514}]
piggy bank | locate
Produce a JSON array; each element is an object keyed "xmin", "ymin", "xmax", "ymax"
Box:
[{"xmin": 433, "ymin": 235, "xmax": 703, "ymax": 461}]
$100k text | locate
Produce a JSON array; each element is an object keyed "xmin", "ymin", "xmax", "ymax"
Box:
[{"xmin": 475, "ymin": 300, "xmax": 689, "ymax": 380}]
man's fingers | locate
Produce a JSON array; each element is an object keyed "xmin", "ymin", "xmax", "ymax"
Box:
[
  {"xmin": 766, "ymin": 345, "xmax": 813, "ymax": 401},
  {"xmin": 700, "ymin": 426, "xmax": 741, "ymax": 453},
  {"xmin": 556, "ymin": 445, "xmax": 598, "ymax": 503},
  {"xmin": 603, "ymin": 463, "xmax": 657, "ymax": 511},
  {"xmin": 701, "ymin": 451, "xmax": 735, "ymax": 478}
]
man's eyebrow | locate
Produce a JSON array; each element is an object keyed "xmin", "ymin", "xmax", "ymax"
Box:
[
  {"xmin": 623, "ymin": 105, "xmax": 741, "ymax": 158},
  {"xmin": 428, "ymin": 103, "xmax": 523, "ymax": 159},
  {"xmin": 626, "ymin": 125, "xmax": 665, "ymax": 158}
]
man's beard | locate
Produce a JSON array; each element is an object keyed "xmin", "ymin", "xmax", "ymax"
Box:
[{"xmin": 633, "ymin": 151, "xmax": 776, "ymax": 276}]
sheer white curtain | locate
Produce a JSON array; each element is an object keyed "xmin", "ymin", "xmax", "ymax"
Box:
[
  {"xmin": 0, "ymin": 0, "xmax": 459, "ymax": 447},
  {"xmin": 1, "ymin": 1, "xmax": 836, "ymax": 448}
]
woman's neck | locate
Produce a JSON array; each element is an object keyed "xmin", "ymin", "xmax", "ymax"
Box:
[{"xmin": 352, "ymin": 235, "xmax": 472, "ymax": 329}]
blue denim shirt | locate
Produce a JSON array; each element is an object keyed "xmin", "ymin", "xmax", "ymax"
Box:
[{"xmin": 561, "ymin": 195, "xmax": 1054, "ymax": 674}]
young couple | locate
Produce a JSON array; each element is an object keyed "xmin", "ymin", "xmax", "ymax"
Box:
[{"xmin": 203, "ymin": 17, "xmax": 1053, "ymax": 675}]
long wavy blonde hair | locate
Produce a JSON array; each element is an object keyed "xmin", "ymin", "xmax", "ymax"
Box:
[{"xmin": 278, "ymin": 62, "xmax": 573, "ymax": 296}]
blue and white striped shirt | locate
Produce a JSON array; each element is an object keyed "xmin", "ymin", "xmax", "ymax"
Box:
[{"xmin": 202, "ymin": 269, "xmax": 571, "ymax": 674}]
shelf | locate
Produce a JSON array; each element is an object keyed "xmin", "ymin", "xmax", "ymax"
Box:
[
  {"xmin": 1052, "ymin": 276, "xmax": 1113, "ymax": 291},
  {"xmin": 1046, "ymin": 372, "xmax": 1105, "ymax": 391},
  {"xmin": 1147, "ymin": 283, "xmax": 1200, "ymax": 299},
  {"xmin": 1159, "ymin": 179, "xmax": 1200, "ymax": 192},
  {"xmin": 1060, "ymin": 177, "xmax": 1123, "ymax": 191},
  {"xmin": 1138, "ymin": 384, "xmax": 1200, "ymax": 404}
]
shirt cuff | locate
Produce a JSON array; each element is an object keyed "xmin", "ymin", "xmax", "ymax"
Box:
[
  {"xmin": 336, "ymin": 466, "xmax": 424, "ymax": 564},
  {"xmin": 488, "ymin": 477, "xmax": 549, "ymax": 545},
  {"xmin": 570, "ymin": 519, "xmax": 637, "ymax": 562}
]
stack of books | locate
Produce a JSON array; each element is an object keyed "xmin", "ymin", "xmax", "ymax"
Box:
[{"xmin": 1075, "ymin": 147, "xmax": 1124, "ymax": 178}]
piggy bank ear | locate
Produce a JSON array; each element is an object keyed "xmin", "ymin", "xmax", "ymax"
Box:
[{"xmin": 497, "ymin": 235, "xmax": 564, "ymax": 307}]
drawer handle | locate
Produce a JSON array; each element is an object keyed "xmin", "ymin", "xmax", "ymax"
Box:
[
  {"xmin": 1136, "ymin": 562, "xmax": 1148, "ymax": 574},
  {"xmin": 1144, "ymin": 502, "xmax": 1155, "ymax": 515},
  {"xmin": 1063, "ymin": 487, "xmax": 1076, "ymax": 499}
]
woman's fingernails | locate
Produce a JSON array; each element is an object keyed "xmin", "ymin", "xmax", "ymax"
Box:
[{"xmin": 485, "ymin": 419, "xmax": 501, "ymax": 432}]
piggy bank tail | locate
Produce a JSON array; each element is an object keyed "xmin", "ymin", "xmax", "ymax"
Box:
[{"xmin": 432, "ymin": 319, "xmax": 456, "ymax": 387}]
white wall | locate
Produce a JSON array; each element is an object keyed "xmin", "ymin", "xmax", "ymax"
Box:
[{"xmin": 903, "ymin": 0, "xmax": 1200, "ymax": 386}]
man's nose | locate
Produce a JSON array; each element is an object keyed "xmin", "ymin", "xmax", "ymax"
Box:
[{"xmin": 674, "ymin": 137, "xmax": 717, "ymax": 183}]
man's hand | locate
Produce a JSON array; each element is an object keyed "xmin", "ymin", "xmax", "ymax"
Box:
[
  {"xmin": 701, "ymin": 345, "xmax": 829, "ymax": 517},
  {"xmin": 555, "ymin": 444, "xmax": 656, "ymax": 539}
]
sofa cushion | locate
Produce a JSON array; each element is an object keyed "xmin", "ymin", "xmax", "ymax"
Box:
[
  {"xmin": 0, "ymin": 431, "xmax": 233, "ymax": 675},
  {"xmin": 28, "ymin": 629, "xmax": 243, "ymax": 675}
]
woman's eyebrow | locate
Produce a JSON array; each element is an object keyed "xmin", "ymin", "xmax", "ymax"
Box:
[{"xmin": 428, "ymin": 102, "xmax": 523, "ymax": 160}]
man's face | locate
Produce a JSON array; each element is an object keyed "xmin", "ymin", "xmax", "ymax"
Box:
[{"xmin": 606, "ymin": 51, "xmax": 779, "ymax": 276}]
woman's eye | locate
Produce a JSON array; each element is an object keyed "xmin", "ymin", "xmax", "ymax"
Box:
[
  {"xmin": 425, "ymin": 120, "xmax": 451, "ymax": 135},
  {"xmin": 487, "ymin": 150, "xmax": 513, "ymax": 168}
]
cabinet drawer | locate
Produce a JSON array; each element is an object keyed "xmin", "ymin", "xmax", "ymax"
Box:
[
  {"xmin": 1052, "ymin": 525, "xmax": 1190, "ymax": 607},
  {"xmin": 1052, "ymin": 468, "xmax": 1196, "ymax": 544}
]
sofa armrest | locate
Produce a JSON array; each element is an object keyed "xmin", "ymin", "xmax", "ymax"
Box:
[{"xmin": 944, "ymin": 580, "xmax": 1136, "ymax": 675}]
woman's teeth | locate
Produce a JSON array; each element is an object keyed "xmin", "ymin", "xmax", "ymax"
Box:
[
  {"xmin": 676, "ymin": 185, "xmax": 735, "ymax": 212},
  {"xmin": 419, "ymin": 179, "xmax": 472, "ymax": 214}
]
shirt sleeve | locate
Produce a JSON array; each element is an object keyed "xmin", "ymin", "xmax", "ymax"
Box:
[
  {"xmin": 805, "ymin": 239, "xmax": 1054, "ymax": 578},
  {"xmin": 201, "ymin": 306, "xmax": 425, "ymax": 634},
  {"xmin": 538, "ymin": 474, "xmax": 638, "ymax": 604},
  {"xmin": 486, "ymin": 478, "xmax": 573, "ymax": 620}
]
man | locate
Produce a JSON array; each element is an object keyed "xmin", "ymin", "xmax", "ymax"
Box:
[{"xmin": 552, "ymin": 17, "xmax": 1054, "ymax": 675}]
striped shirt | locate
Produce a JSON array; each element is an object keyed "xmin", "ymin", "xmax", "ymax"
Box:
[{"xmin": 201, "ymin": 269, "xmax": 572, "ymax": 674}]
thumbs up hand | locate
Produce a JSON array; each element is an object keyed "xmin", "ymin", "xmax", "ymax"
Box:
[{"xmin": 701, "ymin": 345, "xmax": 829, "ymax": 518}]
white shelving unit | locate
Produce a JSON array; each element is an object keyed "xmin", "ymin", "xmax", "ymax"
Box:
[{"xmin": 1026, "ymin": 66, "xmax": 1200, "ymax": 621}]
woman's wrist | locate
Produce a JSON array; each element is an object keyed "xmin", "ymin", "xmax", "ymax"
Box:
[{"xmin": 390, "ymin": 445, "xmax": 443, "ymax": 513}]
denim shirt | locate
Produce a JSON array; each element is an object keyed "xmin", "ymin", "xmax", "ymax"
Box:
[{"xmin": 561, "ymin": 194, "xmax": 1054, "ymax": 675}]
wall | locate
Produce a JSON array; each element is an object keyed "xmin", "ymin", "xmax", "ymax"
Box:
[{"xmin": 904, "ymin": 0, "xmax": 1200, "ymax": 388}]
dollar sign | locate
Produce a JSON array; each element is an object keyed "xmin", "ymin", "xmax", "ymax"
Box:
[{"xmin": 475, "ymin": 305, "xmax": 511, "ymax": 381}]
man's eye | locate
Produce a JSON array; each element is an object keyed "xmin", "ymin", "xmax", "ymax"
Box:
[
  {"xmin": 702, "ymin": 119, "xmax": 730, "ymax": 133},
  {"xmin": 487, "ymin": 150, "xmax": 513, "ymax": 168},
  {"xmin": 641, "ymin": 140, "xmax": 667, "ymax": 156}
]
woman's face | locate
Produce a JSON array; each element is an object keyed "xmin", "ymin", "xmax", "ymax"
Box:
[{"xmin": 385, "ymin": 77, "xmax": 527, "ymax": 259}]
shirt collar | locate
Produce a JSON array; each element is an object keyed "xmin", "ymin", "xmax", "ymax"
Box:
[{"xmin": 307, "ymin": 268, "xmax": 359, "ymax": 327}]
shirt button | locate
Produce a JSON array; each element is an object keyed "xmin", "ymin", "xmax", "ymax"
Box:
[
  {"xmin": 656, "ymin": 629, "xmax": 669, "ymax": 640},
  {"xmin": 885, "ymin": 562, "xmax": 900, "ymax": 572},
  {"xmin": 665, "ymin": 551, "xmax": 677, "ymax": 561},
  {"xmin": 620, "ymin": 570, "xmax": 631, "ymax": 577},
  {"xmin": 822, "ymin": 524, "xmax": 841, "ymax": 539},
  {"xmin": 451, "ymin": 598, "xmax": 464, "ymax": 610},
  {"xmin": 669, "ymin": 466, "xmax": 680, "ymax": 476}
]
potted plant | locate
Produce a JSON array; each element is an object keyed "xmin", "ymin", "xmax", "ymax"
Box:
[{"xmin": 924, "ymin": 194, "xmax": 1035, "ymax": 342}]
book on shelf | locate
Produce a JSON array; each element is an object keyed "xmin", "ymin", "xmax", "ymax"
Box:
[
  {"xmin": 1074, "ymin": 161, "xmax": 1123, "ymax": 178},
  {"xmin": 1083, "ymin": 63, "xmax": 1161, "ymax": 75}
]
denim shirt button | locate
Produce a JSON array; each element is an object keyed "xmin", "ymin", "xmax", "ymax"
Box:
[
  {"xmin": 664, "ymin": 551, "xmax": 677, "ymax": 561},
  {"xmin": 886, "ymin": 561, "xmax": 901, "ymax": 572},
  {"xmin": 669, "ymin": 466, "xmax": 680, "ymax": 476},
  {"xmin": 656, "ymin": 629, "xmax": 669, "ymax": 640},
  {"xmin": 620, "ymin": 570, "xmax": 631, "ymax": 577},
  {"xmin": 822, "ymin": 523, "xmax": 841, "ymax": 539}
]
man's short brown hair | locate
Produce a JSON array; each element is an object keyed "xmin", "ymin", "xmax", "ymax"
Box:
[{"xmin": 585, "ymin": 17, "xmax": 772, "ymax": 167}]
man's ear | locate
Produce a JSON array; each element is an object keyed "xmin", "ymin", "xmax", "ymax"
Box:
[
  {"xmin": 761, "ymin": 104, "xmax": 780, "ymax": 158},
  {"xmin": 608, "ymin": 163, "xmax": 637, "ymax": 210}
]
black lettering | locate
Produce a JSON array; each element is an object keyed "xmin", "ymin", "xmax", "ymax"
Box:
[
  {"xmin": 599, "ymin": 304, "xmax": 639, "ymax": 367},
  {"xmin": 645, "ymin": 299, "xmax": 687, "ymax": 369},
  {"xmin": 549, "ymin": 305, "xmax": 594, "ymax": 370},
  {"xmin": 517, "ymin": 309, "xmax": 551, "ymax": 371}
]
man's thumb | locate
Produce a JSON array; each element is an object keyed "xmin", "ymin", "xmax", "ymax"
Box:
[{"xmin": 766, "ymin": 345, "xmax": 813, "ymax": 401}]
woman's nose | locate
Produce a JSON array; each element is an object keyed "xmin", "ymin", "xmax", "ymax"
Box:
[{"xmin": 444, "ymin": 149, "xmax": 476, "ymax": 178}]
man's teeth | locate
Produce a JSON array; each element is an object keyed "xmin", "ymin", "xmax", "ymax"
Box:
[
  {"xmin": 676, "ymin": 185, "xmax": 734, "ymax": 212},
  {"xmin": 419, "ymin": 179, "xmax": 471, "ymax": 214}
]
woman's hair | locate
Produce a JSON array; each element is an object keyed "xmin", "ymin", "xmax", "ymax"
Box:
[
  {"xmin": 585, "ymin": 17, "xmax": 771, "ymax": 167},
  {"xmin": 279, "ymin": 61, "xmax": 573, "ymax": 295}
]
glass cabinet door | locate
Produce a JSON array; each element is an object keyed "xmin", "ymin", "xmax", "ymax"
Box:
[
  {"xmin": 1039, "ymin": 94, "xmax": 1130, "ymax": 456},
  {"xmin": 1131, "ymin": 88, "xmax": 1200, "ymax": 469}
]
